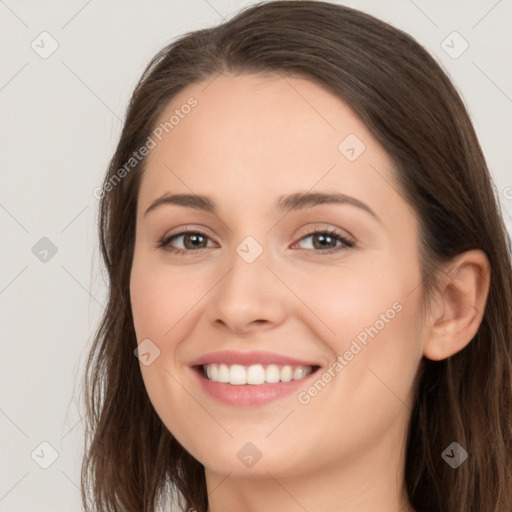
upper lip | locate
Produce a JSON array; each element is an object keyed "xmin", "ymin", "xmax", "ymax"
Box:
[{"xmin": 189, "ymin": 350, "xmax": 320, "ymax": 368}]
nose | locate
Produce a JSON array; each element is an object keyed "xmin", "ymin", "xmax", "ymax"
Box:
[{"xmin": 206, "ymin": 246, "xmax": 288, "ymax": 336}]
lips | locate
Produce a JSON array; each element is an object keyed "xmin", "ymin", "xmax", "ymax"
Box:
[{"xmin": 189, "ymin": 350, "xmax": 321, "ymax": 368}]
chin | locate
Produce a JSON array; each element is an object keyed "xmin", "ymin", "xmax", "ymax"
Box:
[{"xmin": 184, "ymin": 438, "xmax": 309, "ymax": 478}]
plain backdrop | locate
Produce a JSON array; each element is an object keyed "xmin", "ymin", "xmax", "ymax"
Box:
[{"xmin": 1, "ymin": 1, "xmax": 511, "ymax": 510}]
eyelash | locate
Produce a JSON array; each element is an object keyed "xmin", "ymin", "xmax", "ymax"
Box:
[{"xmin": 156, "ymin": 227, "xmax": 355, "ymax": 256}]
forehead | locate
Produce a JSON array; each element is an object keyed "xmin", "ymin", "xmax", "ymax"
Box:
[{"xmin": 138, "ymin": 72, "xmax": 403, "ymax": 219}]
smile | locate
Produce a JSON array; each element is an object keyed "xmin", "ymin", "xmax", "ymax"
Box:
[
  {"xmin": 189, "ymin": 350, "xmax": 322, "ymax": 406},
  {"xmin": 202, "ymin": 363, "xmax": 315, "ymax": 385}
]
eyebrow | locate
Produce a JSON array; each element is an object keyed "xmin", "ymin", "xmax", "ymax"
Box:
[{"xmin": 143, "ymin": 191, "xmax": 380, "ymax": 221}]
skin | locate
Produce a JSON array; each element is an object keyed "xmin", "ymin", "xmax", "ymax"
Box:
[{"xmin": 129, "ymin": 72, "xmax": 490, "ymax": 512}]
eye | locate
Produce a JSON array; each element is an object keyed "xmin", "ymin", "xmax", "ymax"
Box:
[
  {"xmin": 156, "ymin": 229, "xmax": 215, "ymax": 255},
  {"xmin": 292, "ymin": 228, "xmax": 354, "ymax": 255},
  {"xmin": 156, "ymin": 227, "xmax": 354, "ymax": 256}
]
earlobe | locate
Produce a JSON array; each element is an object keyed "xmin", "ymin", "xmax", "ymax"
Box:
[{"xmin": 423, "ymin": 250, "xmax": 491, "ymax": 361}]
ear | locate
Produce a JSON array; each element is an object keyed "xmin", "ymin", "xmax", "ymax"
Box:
[{"xmin": 423, "ymin": 249, "xmax": 491, "ymax": 361}]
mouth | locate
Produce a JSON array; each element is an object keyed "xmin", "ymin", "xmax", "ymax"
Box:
[
  {"xmin": 196, "ymin": 363, "xmax": 320, "ymax": 385},
  {"xmin": 189, "ymin": 351, "xmax": 322, "ymax": 406}
]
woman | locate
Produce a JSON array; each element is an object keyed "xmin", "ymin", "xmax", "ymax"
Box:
[{"xmin": 81, "ymin": 1, "xmax": 512, "ymax": 511}]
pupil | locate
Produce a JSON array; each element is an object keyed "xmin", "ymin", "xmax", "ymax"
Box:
[
  {"xmin": 316, "ymin": 234, "xmax": 333, "ymax": 249},
  {"xmin": 187, "ymin": 234, "xmax": 204, "ymax": 248}
]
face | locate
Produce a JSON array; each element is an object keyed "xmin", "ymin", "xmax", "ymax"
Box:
[{"xmin": 130, "ymin": 72, "xmax": 427, "ymax": 479}]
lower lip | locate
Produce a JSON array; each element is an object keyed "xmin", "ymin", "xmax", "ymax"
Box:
[{"xmin": 192, "ymin": 367, "xmax": 318, "ymax": 406}]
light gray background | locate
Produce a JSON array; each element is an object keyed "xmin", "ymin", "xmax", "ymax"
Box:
[{"xmin": 1, "ymin": 1, "xmax": 511, "ymax": 510}]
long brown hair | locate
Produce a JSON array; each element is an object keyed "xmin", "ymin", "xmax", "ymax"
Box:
[{"xmin": 81, "ymin": 1, "xmax": 512, "ymax": 511}]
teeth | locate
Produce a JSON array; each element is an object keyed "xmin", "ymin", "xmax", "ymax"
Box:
[
  {"xmin": 218, "ymin": 364, "xmax": 230, "ymax": 383},
  {"xmin": 203, "ymin": 363, "xmax": 314, "ymax": 385},
  {"xmin": 265, "ymin": 364, "xmax": 280, "ymax": 383},
  {"xmin": 281, "ymin": 365, "xmax": 293, "ymax": 382},
  {"xmin": 230, "ymin": 364, "xmax": 247, "ymax": 385},
  {"xmin": 247, "ymin": 364, "xmax": 265, "ymax": 384},
  {"xmin": 293, "ymin": 366, "xmax": 308, "ymax": 380}
]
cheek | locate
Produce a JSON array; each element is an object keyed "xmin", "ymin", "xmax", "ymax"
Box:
[
  {"xmin": 129, "ymin": 261, "xmax": 205, "ymax": 448},
  {"xmin": 282, "ymin": 278, "xmax": 424, "ymax": 469},
  {"xmin": 129, "ymin": 258, "xmax": 204, "ymax": 349},
  {"xmin": 288, "ymin": 254, "xmax": 424, "ymax": 416},
  {"xmin": 303, "ymin": 266, "xmax": 424, "ymax": 410},
  {"xmin": 284, "ymin": 256, "xmax": 418, "ymax": 350},
  {"xmin": 129, "ymin": 258, "xmax": 214, "ymax": 423}
]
